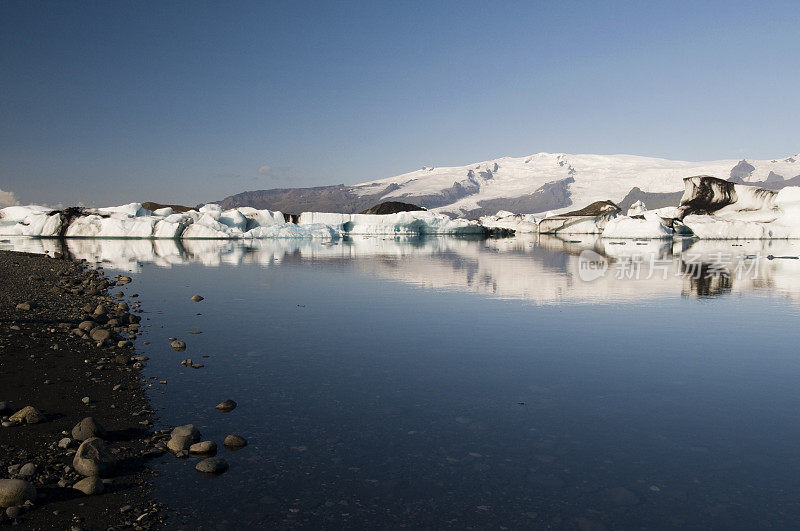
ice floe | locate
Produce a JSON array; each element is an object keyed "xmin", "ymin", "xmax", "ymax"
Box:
[
  {"xmin": 297, "ymin": 211, "xmax": 485, "ymax": 235},
  {"xmin": 478, "ymin": 211, "xmax": 540, "ymax": 233},
  {"xmin": 0, "ymin": 203, "xmax": 489, "ymax": 239},
  {"xmin": 601, "ymin": 216, "xmax": 673, "ymax": 239}
]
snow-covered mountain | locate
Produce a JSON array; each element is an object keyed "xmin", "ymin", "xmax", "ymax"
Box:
[
  {"xmin": 353, "ymin": 152, "xmax": 800, "ymax": 217},
  {"xmin": 215, "ymin": 152, "xmax": 800, "ymax": 217}
]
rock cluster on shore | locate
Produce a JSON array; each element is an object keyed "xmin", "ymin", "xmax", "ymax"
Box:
[
  {"xmin": 0, "ymin": 250, "xmax": 166, "ymax": 527},
  {"xmin": 0, "ymin": 250, "xmax": 253, "ymax": 527}
]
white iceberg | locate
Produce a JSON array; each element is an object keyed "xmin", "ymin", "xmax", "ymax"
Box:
[
  {"xmin": 626, "ymin": 200, "xmax": 647, "ymax": 216},
  {"xmin": 478, "ymin": 211, "xmax": 539, "ymax": 233},
  {"xmin": 297, "ymin": 211, "xmax": 484, "ymax": 235},
  {"xmin": 0, "ymin": 203, "xmax": 341, "ymax": 240},
  {"xmin": 0, "ymin": 206, "xmax": 65, "ymax": 237},
  {"xmin": 677, "ymin": 176, "xmax": 800, "ymax": 239},
  {"xmin": 601, "ymin": 216, "xmax": 673, "ymax": 239}
]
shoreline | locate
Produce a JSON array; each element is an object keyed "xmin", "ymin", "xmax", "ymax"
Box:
[{"xmin": 0, "ymin": 250, "xmax": 167, "ymax": 528}]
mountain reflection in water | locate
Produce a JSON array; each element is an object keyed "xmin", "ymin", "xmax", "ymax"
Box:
[{"xmin": 3, "ymin": 235, "xmax": 800, "ymax": 303}]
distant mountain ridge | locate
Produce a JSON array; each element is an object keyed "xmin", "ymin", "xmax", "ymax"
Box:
[{"xmin": 210, "ymin": 152, "xmax": 800, "ymax": 217}]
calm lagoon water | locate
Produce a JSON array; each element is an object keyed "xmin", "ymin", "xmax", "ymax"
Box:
[{"xmin": 6, "ymin": 235, "xmax": 800, "ymax": 529}]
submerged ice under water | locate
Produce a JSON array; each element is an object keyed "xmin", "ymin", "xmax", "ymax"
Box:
[{"xmin": 6, "ymin": 235, "xmax": 800, "ymax": 528}]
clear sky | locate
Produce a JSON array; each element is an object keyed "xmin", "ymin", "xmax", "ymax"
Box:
[{"xmin": 1, "ymin": 0, "xmax": 799, "ymax": 206}]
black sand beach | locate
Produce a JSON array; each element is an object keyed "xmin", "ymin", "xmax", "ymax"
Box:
[{"xmin": 0, "ymin": 250, "xmax": 166, "ymax": 529}]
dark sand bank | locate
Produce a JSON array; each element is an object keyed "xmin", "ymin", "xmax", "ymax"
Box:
[{"xmin": 0, "ymin": 250, "xmax": 167, "ymax": 529}]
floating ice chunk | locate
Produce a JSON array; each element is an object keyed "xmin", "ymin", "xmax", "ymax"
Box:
[
  {"xmin": 538, "ymin": 215, "xmax": 609, "ymax": 234},
  {"xmin": 238, "ymin": 207, "xmax": 286, "ymax": 229},
  {"xmin": 65, "ymin": 213, "xmax": 158, "ymax": 238},
  {"xmin": 181, "ymin": 220, "xmax": 232, "ymax": 239},
  {"xmin": 219, "ymin": 209, "xmax": 248, "ymax": 231},
  {"xmin": 1, "ymin": 205, "xmax": 53, "ymax": 221},
  {"xmin": 478, "ymin": 211, "xmax": 539, "ymax": 233},
  {"xmin": 245, "ymin": 223, "xmax": 339, "ymax": 239},
  {"xmin": 602, "ymin": 216, "xmax": 673, "ymax": 239},
  {"xmin": 627, "ymin": 200, "xmax": 647, "ymax": 216},
  {"xmin": 0, "ymin": 206, "xmax": 64, "ymax": 237},
  {"xmin": 679, "ymin": 214, "xmax": 798, "ymax": 239},
  {"xmin": 96, "ymin": 203, "xmax": 150, "ymax": 218},
  {"xmin": 298, "ymin": 211, "xmax": 484, "ymax": 235},
  {"xmin": 153, "ymin": 207, "xmax": 173, "ymax": 216},
  {"xmin": 653, "ymin": 206, "xmax": 681, "ymax": 220},
  {"xmin": 153, "ymin": 219, "xmax": 187, "ymax": 239}
]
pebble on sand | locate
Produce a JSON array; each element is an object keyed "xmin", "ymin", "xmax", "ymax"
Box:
[
  {"xmin": 72, "ymin": 416, "xmax": 107, "ymax": 441},
  {"xmin": 18, "ymin": 463, "xmax": 36, "ymax": 478},
  {"xmin": 72, "ymin": 476, "xmax": 105, "ymax": 495},
  {"xmin": 9, "ymin": 406, "xmax": 44, "ymax": 425},
  {"xmin": 0, "ymin": 479, "xmax": 36, "ymax": 508},
  {"xmin": 73, "ymin": 437, "xmax": 117, "ymax": 477},
  {"xmin": 90, "ymin": 327, "xmax": 112, "ymax": 342}
]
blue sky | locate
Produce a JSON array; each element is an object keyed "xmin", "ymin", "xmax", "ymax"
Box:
[{"xmin": 1, "ymin": 0, "xmax": 799, "ymax": 206}]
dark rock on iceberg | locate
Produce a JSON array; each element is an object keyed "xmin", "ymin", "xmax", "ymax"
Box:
[
  {"xmin": 358, "ymin": 202, "xmax": 426, "ymax": 215},
  {"xmin": 562, "ymin": 200, "xmax": 621, "ymax": 217}
]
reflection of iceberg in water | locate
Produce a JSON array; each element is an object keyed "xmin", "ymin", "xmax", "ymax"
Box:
[
  {"xmin": 676, "ymin": 239, "xmax": 800, "ymax": 298},
  {"xmin": 3, "ymin": 235, "xmax": 800, "ymax": 304}
]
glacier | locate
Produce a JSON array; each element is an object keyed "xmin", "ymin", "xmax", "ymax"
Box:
[
  {"xmin": 349, "ymin": 152, "xmax": 800, "ymax": 218},
  {"xmin": 5, "ymin": 174, "xmax": 800, "ymax": 241}
]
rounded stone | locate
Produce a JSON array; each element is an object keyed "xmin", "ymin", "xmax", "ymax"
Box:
[
  {"xmin": 90, "ymin": 328, "xmax": 112, "ymax": 342},
  {"xmin": 171, "ymin": 424, "xmax": 200, "ymax": 439},
  {"xmin": 18, "ymin": 463, "xmax": 36, "ymax": 478},
  {"xmin": 72, "ymin": 417, "xmax": 107, "ymax": 441},
  {"xmin": 78, "ymin": 321, "xmax": 97, "ymax": 332},
  {"xmin": 195, "ymin": 457, "xmax": 228, "ymax": 474},
  {"xmin": 170, "ymin": 340, "xmax": 186, "ymax": 351},
  {"xmin": 73, "ymin": 437, "xmax": 117, "ymax": 477},
  {"xmin": 191, "ymin": 294, "xmax": 204, "ymax": 302},
  {"xmin": 189, "ymin": 441, "xmax": 217, "ymax": 454},
  {"xmin": 72, "ymin": 476, "xmax": 105, "ymax": 495},
  {"xmin": 0, "ymin": 479, "xmax": 36, "ymax": 508},
  {"xmin": 167, "ymin": 424, "xmax": 201, "ymax": 452},
  {"xmin": 223, "ymin": 434, "xmax": 248, "ymax": 448}
]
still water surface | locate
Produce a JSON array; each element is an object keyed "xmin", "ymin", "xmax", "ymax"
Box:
[{"xmin": 5, "ymin": 235, "xmax": 800, "ymax": 529}]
